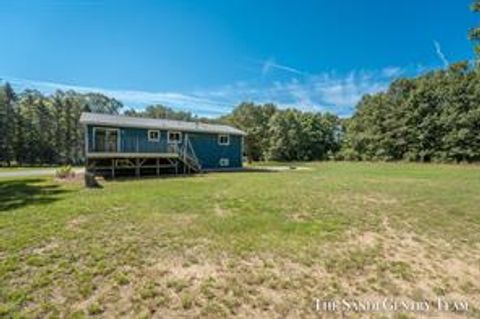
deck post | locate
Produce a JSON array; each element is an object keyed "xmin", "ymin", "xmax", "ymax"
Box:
[
  {"xmin": 183, "ymin": 134, "xmax": 188, "ymax": 175},
  {"xmin": 84, "ymin": 125, "xmax": 88, "ymax": 153},
  {"xmin": 111, "ymin": 159, "xmax": 115, "ymax": 178},
  {"xmin": 156, "ymin": 158, "xmax": 160, "ymax": 176},
  {"xmin": 135, "ymin": 158, "xmax": 140, "ymax": 177}
]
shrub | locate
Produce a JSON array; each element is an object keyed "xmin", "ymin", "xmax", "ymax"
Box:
[{"xmin": 55, "ymin": 165, "xmax": 75, "ymax": 179}]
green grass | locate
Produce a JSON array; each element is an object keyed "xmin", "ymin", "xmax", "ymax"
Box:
[{"xmin": 1, "ymin": 162, "xmax": 480, "ymax": 317}]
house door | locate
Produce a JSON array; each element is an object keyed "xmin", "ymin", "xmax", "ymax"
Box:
[{"xmin": 94, "ymin": 128, "xmax": 119, "ymax": 152}]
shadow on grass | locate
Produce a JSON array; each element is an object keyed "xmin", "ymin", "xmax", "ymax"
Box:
[{"xmin": 0, "ymin": 178, "xmax": 71, "ymax": 212}]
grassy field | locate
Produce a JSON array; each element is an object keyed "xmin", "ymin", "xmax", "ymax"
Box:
[{"xmin": 1, "ymin": 162, "xmax": 480, "ymax": 318}]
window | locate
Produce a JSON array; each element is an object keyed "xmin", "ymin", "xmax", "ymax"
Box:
[
  {"xmin": 218, "ymin": 134, "xmax": 230, "ymax": 146},
  {"xmin": 93, "ymin": 127, "xmax": 119, "ymax": 152},
  {"xmin": 168, "ymin": 131, "xmax": 182, "ymax": 144},
  {"xmin": 148, "ymin": 130, "xmax": 160, "ymax": 142},
  {"xmin": 219, "ymin": 158, "xmax": 229, "ymax": 167}
]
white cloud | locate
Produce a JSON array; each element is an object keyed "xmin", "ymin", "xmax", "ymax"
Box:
[
  {"xmin": 2, "ymin": 65, "xmax": 408, "ymax": 118},
  {"xmin": 194, "ymin": 68, "xmax": 400, "ymax": 116},
  {"xmin": 381, "ymin": 66, "xmax": 403, "ymax": 78},
  {"xmin": 4, "ymin": 77, "xmax": 231, "ymax": 116},
  {"xmin": 433, "ymin": 40, "xmax": 449, "ymax": 68}
]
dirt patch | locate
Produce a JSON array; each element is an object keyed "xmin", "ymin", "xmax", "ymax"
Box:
[
  {"xmin": 342, "ymin": 222, "xmax": 480, "ymax": 311},
  {"xmin": 150, "ymin": 257, "xmax": 221, "ymax": 281},
  {"xmin": 66, "ymin": 215, "xmax": 89, "ymax": 231},
  {"xmin": 356, "ymin": 231, "xmax": 380, "ymax": 247},
  {"xmin": 362, "ymin": 194, "xmax": 398, "ymax": 205},
  {"xmin": 214, "ymin": 203, "xmax": 229, "ymax": 217},
  {"xmin": 288, "ymin": 212, "xmax": 313, "ymax": 222},
  {"xmin": 328, "ymin": 193, "xmax": 399, "ymax": 210},
  {"xmin": 260, "ymin": 166, "xmax": 312, "ymax": 172},
  {"xmin": 31, "ymin": 241, "xmax": 59, "ymax": 255},
  {"xmin": 55, "ymin": 172, "xmax": 85, "ymax": 183}
]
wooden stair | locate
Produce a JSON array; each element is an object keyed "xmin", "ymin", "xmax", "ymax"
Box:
[{"xmin": 176, "ymin": 134, "xmax": 201, "ymax": 173}]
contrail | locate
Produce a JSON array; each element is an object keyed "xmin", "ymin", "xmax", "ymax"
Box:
[{"xmin": 433, "ymin": 41, "xmax": 449, "ymax": 68}]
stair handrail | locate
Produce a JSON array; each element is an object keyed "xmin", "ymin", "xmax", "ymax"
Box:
[
  {"xmin": 186, "ymin": 136, "xmax": 200, "ymax": 169},
  {"xmin": 175, "ymin": 134, "xmax": 201, "ymax": 172}
]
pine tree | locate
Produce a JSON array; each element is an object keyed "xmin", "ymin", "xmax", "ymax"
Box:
[
  {"xmin": 0, "ymin": 83, "xmax": 17, "ymax": 165},
  {"xmin": 470, "ymin": 0, "xmax": 480, "ymax": 58}
]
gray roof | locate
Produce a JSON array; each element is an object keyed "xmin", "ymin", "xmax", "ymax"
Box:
[{"xmin": 79, "ymin": 112, "xmax": 246, "ymax": 136}]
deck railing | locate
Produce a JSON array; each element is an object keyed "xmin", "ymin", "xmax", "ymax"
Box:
[
  {"xmin": 92, "ymin": 136, "xmax": 173, "ymax": 154},
  {"xmin": 90, "ymin": 134, "xmax": 201, "ymax": 172}
]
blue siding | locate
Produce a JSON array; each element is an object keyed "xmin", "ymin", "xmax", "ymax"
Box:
[
  {"xmin": 87, "ymin": 125, "xmax": 243, "ymax": 169},
  {"xmin": 121, "ymin": 128, "xmax": 172, "ymax": 153},
  {"xmin": 189, "ymin": 133, "xmax": 242, "ymax": 169}
]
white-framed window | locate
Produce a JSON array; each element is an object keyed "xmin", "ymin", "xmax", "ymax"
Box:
[
  {"xmin": 219, "ymin": 158, "xmax": 230, "ymax": 167},
  {"xmin": 148, "ymin": 130, "xmax": 160, "ymax": 142},
  {"xmin": 168, "ymin": 131, "xmax": 182, "ymax": 144},
  {"xmin": 218, "ymin": 134, "xmax": 230, "ymax": 146}
]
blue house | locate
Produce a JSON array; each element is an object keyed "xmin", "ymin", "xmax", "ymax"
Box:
[{"xmin": 79, "ymin": 112, "xmax": 246, "ymax": 177}]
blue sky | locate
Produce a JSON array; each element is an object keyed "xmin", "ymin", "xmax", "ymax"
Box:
[{"xmin": 0, "ymin": 0, "xmax": 477, "ymax": 116}]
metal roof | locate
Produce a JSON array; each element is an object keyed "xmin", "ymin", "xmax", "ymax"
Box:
[{"xmin": 79, "ymin": 112, "xmax": 246, "ymax": 136}]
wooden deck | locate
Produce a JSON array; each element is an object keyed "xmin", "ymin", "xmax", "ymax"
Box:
[
  {"xmin": 86, "ymin": 152, "xmax": 179, "ymax": 159},
  {"xmin": 85, "ymin": 152, "xmax": 183, "ymax": 178},
  {"xmin": 85, "ymin": 139, "xmax": 200, "ymax": 178}
]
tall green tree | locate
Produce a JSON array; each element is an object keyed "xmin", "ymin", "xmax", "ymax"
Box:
[
  {"xmin": 0, "ymin": 83, "xmax": 17, "ymax": 165},
  {"xmin": 266, "ymin": 109, "xmax": 340, "ymax": 161},
  {"xmin": 470, "ymin": 0, "xmax": 480, "ymax": 57},
  {"xmin": 82, "ymin": 93, "xmax": 123, "ymax": 114},
  {"xmin": 224, "ymin": 102, "xmax": 277, "ymax": 161},
  {"xmin": 125, "ymin": 104, "xmax": 196, "ymax": 121}
]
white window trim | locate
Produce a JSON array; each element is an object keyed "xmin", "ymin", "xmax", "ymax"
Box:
[
  {"xmin": 148, "ymin": 129, "xmax": 160, "ymax": 142},
  {"xmin": 92, "ymin": 127, "xmax": 121, "ymax": 152},
  {"xmin": 218, "ymin": 134, "xmax": 230, "ymax": 146},
  {"xmin": 167, "ymin": 131, "xmax": 182, "ymax": 144},
  {"xmin": 219, "ymin": 158, "xmax": 230, "ymax": 167}
]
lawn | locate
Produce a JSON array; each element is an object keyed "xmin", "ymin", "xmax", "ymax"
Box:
[{"xmin": 1, "ymin": 162, "xmax": 480, "ymax": 318}]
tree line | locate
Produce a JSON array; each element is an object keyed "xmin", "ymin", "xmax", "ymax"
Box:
[
  {"xmin": 340, "ymin": 62, "xmax": 480, "ymax": 162},
  {"xmin": 220, "ymin": 103, "xmax": 341, "ymax": 161},
  {"xmin": 0, "ymin": 84, "xmax": 122, "ymax": 165}
]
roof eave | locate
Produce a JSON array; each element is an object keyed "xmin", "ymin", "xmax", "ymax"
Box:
[{"xmin": 80, "ymin": 119, "xmax": 246, "ymax": 136}]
